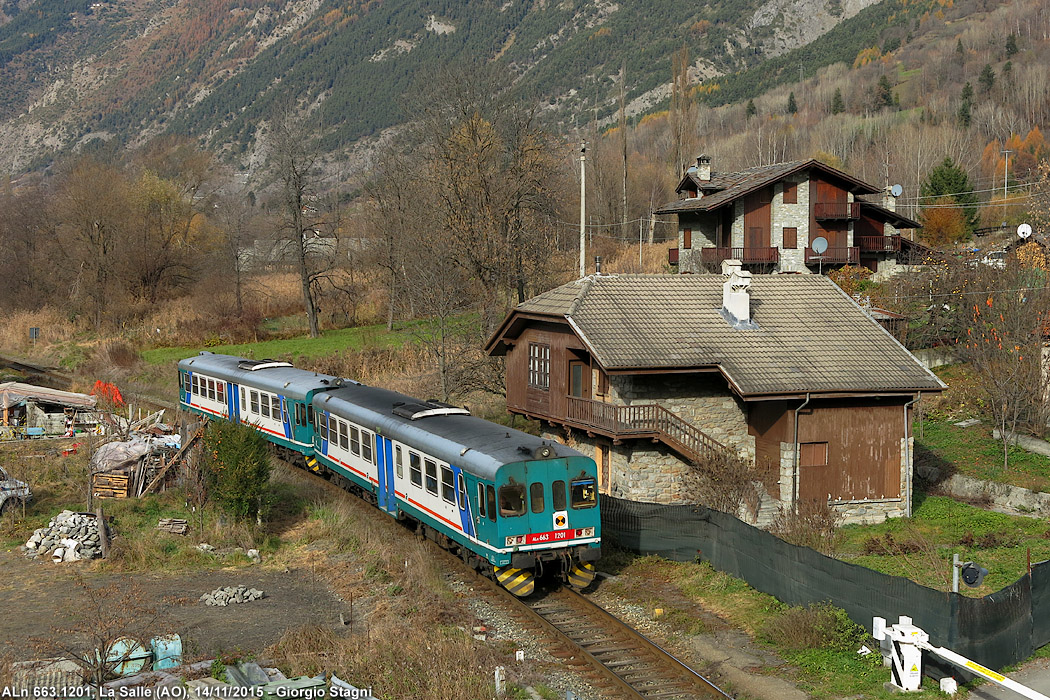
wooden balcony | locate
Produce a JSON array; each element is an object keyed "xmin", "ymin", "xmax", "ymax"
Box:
[
  {"xmin": 699, "ymin": 246, "xmax": 779, "ymax": 266},
  {"xmin": 813, "ymin": 201, "xmax": 861, "ymax": 220},
  {"xmin": 566, "ymin": 396, "xmax": 727, "ymax": 465},
  {"xmin": 805, "ymin": 246, "xmax": 859, "ymax": 264},
  {"xmin": 856, "ymin": 235, "xmax": 902, "ymax": 252}
]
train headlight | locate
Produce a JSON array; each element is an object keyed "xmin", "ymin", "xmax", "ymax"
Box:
[
  {"xmin": 505, "ymin": 535, "xmax": 526, "ymax": 547},
  {"xmin": 574, "ymin": 527, "xmax": 595, "ymax": 538}
]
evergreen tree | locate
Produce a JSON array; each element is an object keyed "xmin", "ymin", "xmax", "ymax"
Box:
[
  {"xmin": 1003, "ymin": 61, "xmax": 1013, "ymax": 85},
  {"xmin": 1005, "ymin": 33, "xmax": 1018, "ymax": 57},
  {"xmin": 875, "ymin": 75, "xmax": 894, "ymax": 108},
  {"xmin": 957, "ymin": 82, "xmax": 973, "ymax": 127},
  {"xmin": 920, "ymin": 157, "xmax": 979, "ymax": 236},
  {"xmin": 830, "ymin": 87, "xmax": 844, "ymax": 114},
  {"xmin": 787, "ymin": 91, "xmax": 797, "ymax": 114},
  {"xmin": 955, "ymin": 38, "xmax": 965, "ymax": 63},
  {"xmin": 978, "ymin": 63, "xmax": 995, "ymax": 93},
  {"xmin": 746, "ymin": 99, "xmax": 757, "ymax": 118}
]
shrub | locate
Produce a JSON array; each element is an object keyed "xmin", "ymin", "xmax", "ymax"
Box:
[
  {"xmin": 202, "ymin": 420, "xmax": 271, "ymax": 521},
  {"xmin": 760, "ymin": 602, "xmax": 868, "ymax": 652},
  {"xmin": 770, "ymin": 499, "xmax": 842, "ymax": 555}
]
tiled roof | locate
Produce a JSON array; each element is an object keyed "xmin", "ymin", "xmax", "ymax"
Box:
[
  {"xmin": 656, "ymin": 158, "xmax": 880, "ymax": 215},
  {"xmin": 514, "ymin": 274, "xmax": 944, "ymax": 396}
]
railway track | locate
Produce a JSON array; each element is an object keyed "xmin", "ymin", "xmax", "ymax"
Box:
[
  {"xmin": 277, "ymin": 458, "xmax": 732, "ymax": 700},
  {"xmin": 522, "ymin": 586, "xmax": 732, "ymax": 699}
]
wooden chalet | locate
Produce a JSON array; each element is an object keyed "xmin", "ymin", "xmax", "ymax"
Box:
[
  {"xmin": 658, "ymin": 156, "xmax": 932, "ymax": 278},
  {"xmin": 486, "ymin": 266, "xmax": 946, "ymax": 525}
]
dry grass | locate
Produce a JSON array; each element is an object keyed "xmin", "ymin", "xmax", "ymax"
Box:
[
  {"xmin": 267, "ymin": 624, "xmax": 497, "ymax": 699},
  {"xmin": 0, "ymin": 307, "xmax": 88, "ymax": 359},
  {"xmin": 590, "ymin": 241, "xmax": 674, "ymax": 275}
]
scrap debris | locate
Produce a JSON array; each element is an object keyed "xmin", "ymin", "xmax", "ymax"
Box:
[{"xmin": 156, "ymin": 518, "xmax": 188, "ymax": 535}]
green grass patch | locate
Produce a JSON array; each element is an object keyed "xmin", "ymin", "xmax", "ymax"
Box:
[
  {"xmin": 836, "ymin": 495, "xmax": 1050, "ymax": 595},
  {"xmin": 604, "ymin": 554, "xmax": 946, "ymax": 698},
  {"xmin": 140, "ymin": 321, "xmax": 420, "ymax": 367},
  {"xmin": 916, "ymin": 419, "xmax": 1050, "ymax": 492}
]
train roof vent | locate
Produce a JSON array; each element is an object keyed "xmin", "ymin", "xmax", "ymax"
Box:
[
  {"xmin": 238, "ymin": 359, "xmax": 294, "ymax": 371},
  {"xmin": 392, "ymin": 401, "xmax": 471, "ymax": 420}
]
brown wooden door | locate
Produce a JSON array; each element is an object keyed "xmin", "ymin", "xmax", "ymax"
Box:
[
  {"xmin": 569, "ymin": 360, "xmax": 591, "ymax": 399},
  {"xmin": 743, "ymin": 187, "xmax": 772, "ymax": 250}
]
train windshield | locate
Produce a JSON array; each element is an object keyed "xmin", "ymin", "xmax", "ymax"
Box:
[
  {"xmin": 570, "ymin": 478, "xmax": 597, "ymax": 509},
  {"xmin": 498, "ymin": 483, "xmax": 526, "ymax": 517}
]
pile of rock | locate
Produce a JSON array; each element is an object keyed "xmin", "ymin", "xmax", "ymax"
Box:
[
  {"xmin": 199, "ymin": 586, "xmax": 264, "ymax": 607},
  {"xmin": 24, "ymin": 510, "xmax": 104, "ymax": 562}
]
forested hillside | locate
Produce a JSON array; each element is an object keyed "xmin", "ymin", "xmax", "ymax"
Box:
[{"xmin": 0, "ymin": 0, "xmax": 889, "ymax": 175}]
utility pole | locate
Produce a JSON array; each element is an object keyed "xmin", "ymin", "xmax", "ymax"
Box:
[
  {"xmin": 1001, "ymin": 148, "xmax": 1013, "ymax": 200},
  {"xmin": 579, "ymin": 142, "xmax": 587, "ymax": 278}
]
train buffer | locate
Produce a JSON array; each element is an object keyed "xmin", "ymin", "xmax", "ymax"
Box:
[{"xmin": 873, "ymin": 615, "xmax": 1050, "ymax": 698}]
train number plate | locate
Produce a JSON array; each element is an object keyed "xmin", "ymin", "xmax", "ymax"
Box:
[{"xmin": 525, "ymin": 529, "xmax": 571, "ymax": 544}]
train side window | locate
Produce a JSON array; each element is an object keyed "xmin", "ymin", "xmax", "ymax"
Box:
[
  {"xmin": 208, "ymin": 379, "xmax": 216, "ymax": 401},
  {"xmin": 271, "ymin": 395, "xmax": 282, "ymax": 420},
  {"xmin": 486, "ymin": 485, "xmax": 497, "ymax": 522},
  {"xmin": 395, "ymin": 446, "xmax": 403, "ymax": 478},
  {"xmin": 499, "ymin": 484, "xmax": 526, "ymax": 517},
  {"xmin": 338, "ymin": 421, "xmax": 349, "ymax": 451},
  {"xmin": 260, "ymin": 393, "xmax": 269, "ymax": 417},
  {"xmin": 570, "ymin": 478, "xmax": 597, "ymax": 509},
  {"xmin": 424, "ymin": 459, "xmax": 438, "ymax": 495},
  {"xmin": 410, "ymin": 452, "xmax": 422, "ymax": 487},
  {"xmin": 552, "ymin": 480, "xmax": 566, "ymax": 511},
  {"xmin": 294, "ymin": 403, "xmax": 303, "ymax": 426},
  {"xmin": 477, "ymin": 483, "xmax": 487, "ymax": 518},
  {"xmin": 307, "ymin": 405, "xmax": 314, "ymax": 427},
  {"xmin": 441, "ymin": 466, "xmax": 455, "ymax": 504},
  {"xmin": 250, "ymin": 391, "xmax": 259, "ymax": 415},
  {"xmin": 530, "ymin": 483, "xmax": 545, "ymax": 514},
  {"xmin": 350, "ymin": 427, "xmax": 360, "ymax": 456},
  {"xmin": 191, "ymin": 376, "xmax": 197, "ymax": 395},
  {"xmin": 362, "ymin": 432, "xmax": 373, "ymax": 464},
  {"xmin": 240, "ymin": 387, "xmax": 246, "ymax": 409},
  {"xmin": 217, "ymin": 383, "xmax": 225, "ymax": 404}
]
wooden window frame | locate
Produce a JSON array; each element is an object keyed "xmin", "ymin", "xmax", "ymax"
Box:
[
  {"xmin": 783, "ymin": 181, "xmax": 798, "ymax": 204},
  {"xmin": 683, "ymin": 228, "xmax": 692, "ymax": 249},
  {"xmin": 528, "ymin": 343, "xmax": 550, "ymax": 391},
  {"xmin": 783, "ymin": 226, "xmax": 798, "ymax": 249}
]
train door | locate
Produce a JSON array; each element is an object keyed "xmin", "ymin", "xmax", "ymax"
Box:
[
  {"xmin": 375, "ymin": 436, "xmax": 396, "ymax": 514},
  {"xmin": 525, "ymin": 460, "xmax": 566, "ymax": 541},
  {"xmin": 450, "ymin": 466, "xmax": 475, "ymax": 538},
  {"xmin": 227, "ymin": 383, "xmax": 240, "ymax": 423}
]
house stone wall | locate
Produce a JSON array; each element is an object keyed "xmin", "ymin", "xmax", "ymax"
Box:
[{"xmin": 770, "ymin": 177, "xmax": 810, "ymax": 273}]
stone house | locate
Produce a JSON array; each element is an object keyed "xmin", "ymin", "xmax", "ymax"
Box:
[
  {"xmin": 485, "ymin": 266, "xmax": 946, "ymax": 525},
  {"xmin": 659, "ymin": 156, "xmax": 932, "ymax": 279}
]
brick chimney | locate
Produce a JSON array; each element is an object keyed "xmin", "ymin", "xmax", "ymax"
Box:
[
  {"xmin": 697, "ymin": 154, "xmax": 711, "ymax": 182},
  {"xmin": 721, "ymin": 260, "xmax": 753, "ymax": 327}
]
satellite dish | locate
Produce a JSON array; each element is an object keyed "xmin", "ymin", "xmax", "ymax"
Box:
[
  {"xmin": 812, "ymin": 236, "xmax": 829, "ymax": 255},
  {"xmin": 890, "ymin": 184, "xmax": 903, "ymax": 197},
  {"xmin": 1018, "ymin": 223, "xmax": 1033, "ymax": 239}
]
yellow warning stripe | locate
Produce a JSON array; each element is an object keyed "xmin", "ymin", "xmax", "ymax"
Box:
[
  {"xmin": 964, "ymin": 660, "xmax": 1005, "ymax": 683},
  {"xmin": 495, "ymin": 566, "xmax": 535, "ymax": 596}
]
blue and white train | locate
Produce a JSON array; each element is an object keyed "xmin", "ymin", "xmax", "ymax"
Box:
[{"xmin": 177, "ymin": 352, "xmax": 601, "ymax": 595}]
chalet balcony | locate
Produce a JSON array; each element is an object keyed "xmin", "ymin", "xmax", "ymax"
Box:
[
  {"xmin": 565, "ymin": 396, "xmax": 726, "ymax": 465},
  {"xmin": 699, "ymin": 246, "xmax": 779, "ymax": 266},
  {"xmin": 813, "ymin": 202, "xmax": 861, "ymax": 220},
  {"xmin": 856, "ymin": 235, "xmax": 902, "ymax": 252},
  {"xmin": 805, "ymin": 246, "xmax": 859, "ymax": 264}
]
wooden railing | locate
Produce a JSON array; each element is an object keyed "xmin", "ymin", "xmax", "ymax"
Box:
[
  {"xmin": 856, "ymin": 235, "xmax": 901, "ymax": 252},
  {"xmin": 805, "ymin": 246, "xmax": 859, "ymax": 264},
  {"xmin": 699, "ymin": 246, "xmax": 779, "ymax": 265},
  {"xmin": 813, "ymin": 201, "xmax": 861, "ymax": 219},
  {"xmin": 566, "ymin": 396, "xmax": 727, "ymax": 465}
]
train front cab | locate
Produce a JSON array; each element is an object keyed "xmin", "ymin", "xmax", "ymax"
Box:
[{"xmin": 486, "ymin": 455, "xmax": 601, "ymax": 596}]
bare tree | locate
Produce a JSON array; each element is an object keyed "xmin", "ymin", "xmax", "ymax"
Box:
[{"xmin": 267, "ymin": 106, "xmax": 340, "ymax": 338}]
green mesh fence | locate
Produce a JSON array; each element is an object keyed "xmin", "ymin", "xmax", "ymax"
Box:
[{"xmin": 602, "ymin": 496, "xmax": 1045, "ymax": 677}]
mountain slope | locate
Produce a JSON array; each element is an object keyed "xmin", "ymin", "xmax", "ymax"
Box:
[{"xmin": 0, "ymin": 0, "xmax": 945, "ymax": 176}]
